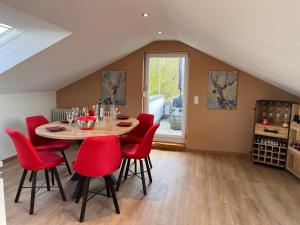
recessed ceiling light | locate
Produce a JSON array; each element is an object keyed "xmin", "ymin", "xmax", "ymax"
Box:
[
  {"xmin": 157, "ymin": 31, "xmax": 163, "ymax": 34},
  {"xmin": 142, "ymin": 13, "xmax": 150, "ymax": 17}
]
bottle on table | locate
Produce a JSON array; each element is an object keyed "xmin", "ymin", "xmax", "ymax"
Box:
[{"xmin": 96, "ymin": 98, "xmax": 104, "ymax": 122}]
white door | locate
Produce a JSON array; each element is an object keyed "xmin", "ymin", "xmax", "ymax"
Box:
[{"xmin": 144, "ymin": 53, "xmax": 189, "ymax": 143}]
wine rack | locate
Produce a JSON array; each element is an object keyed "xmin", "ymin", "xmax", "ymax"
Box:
[
  {"xmin": 252, "ymin": 135, "xmax": 287, "ymax": 168},
  {"xmin": 251, "ymin": 100, "xmax": 293, "ymax": 168}
]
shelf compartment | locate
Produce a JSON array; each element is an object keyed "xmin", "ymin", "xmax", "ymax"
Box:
[
  {"xmin": 265, "ymin": 152, "xmax": 272, "ymax": 157},
  {"xmin": 254, "ymin": 124, "xmax": 289, "ymax": 139},
  {"xmin": 265, "ymin": 158, "xmax": 272, "ymax": 163},
  {"xmin": 252, "ymin": 149, "xmax": 259, "ymax": 155}
]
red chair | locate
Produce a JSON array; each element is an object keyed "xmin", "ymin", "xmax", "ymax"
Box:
[
  {"xmin": 73, "ymin": 135, "xmax": 122, "ymax": 222},
  {"xmin": 26, "ymin": 115, "xmax": 72, "ymax": 175},
  {"xmin": 120, "ymin": 113, "xmax": 154, "ymax": 169},
  {"xmin": 5, "ymin": 128, "xmax": 66, "ymax": 215},
  {"xmin": 116, "ymin": 123, "xmax": 160, "ymax": 195}
]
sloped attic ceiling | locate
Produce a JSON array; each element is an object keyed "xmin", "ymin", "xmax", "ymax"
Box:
[{"xmin": 0, "ymin": 0, "xmax": 300, "ymax": 96}]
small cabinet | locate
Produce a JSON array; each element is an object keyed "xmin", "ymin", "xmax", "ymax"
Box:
[
  {"xmin": 287, "ymin": 147, "xmax": 300, "ymax": 179},
  {"xmin": 251, "ymin": 100, "xmax": 292, "ymax": 168},
  {"xmin": 287, "ymin": 103, "xmax": 300, "ymax": 179}
]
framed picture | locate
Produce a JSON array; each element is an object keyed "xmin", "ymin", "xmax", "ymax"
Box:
[
  {"xmin": 101, "ymin": 70, "xmax": 126, "ymax": 105},
  {"xmin": 208, "ymin": 71, "xmax": 238, "ymax": 109}
]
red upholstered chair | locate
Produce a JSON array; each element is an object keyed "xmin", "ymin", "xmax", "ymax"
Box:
[
  {"xmin": 73, "ymin": 135, "xmax": 122, "ymax": 222},
  {"xmin": 5, "ymin": 128, "xmax": 66, "ymax": 215},
  {"xmin": 26, "ymin": 115, "xmax": 72, "ymax": 175},
  {"xmin": 116, "ymin": 123, "xmax": 160, "ymax": 195},
  {"xmin": 120, "ymin": 113, "xmax": 154, "ymax": 169}
]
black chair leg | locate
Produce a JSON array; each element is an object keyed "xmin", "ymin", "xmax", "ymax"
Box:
[
  {"xmin": 28, "ymin": 171, "xmax": 33, "ymax": 182},
  {"xmin": 15, "ymin": 169, "xmax": 28, "ymax": 202},
  {"xmin": 148, "ymin": 156, "xmax": 153, "ymax": 169},
  {"xmin": 106, "ymin": 175, "xmax": 120, "ymax": 214},
  {"xmin": 79, "ymin": 177, "xmax": 90, "ymax": 222},
  {"xmin": 134, "ymin": 159, "xmax": 137, "ymax": 174},
  {"xmin": 116, "ymin": 158, "xmax": 126, "ymax": 191},
  {"xmin": 104, "ymin": 177, "xmax": 111, "ymax": 197},
  {"xmin": 75, "ymin": 177, "xmax": 86, "ymax": 203},
  {"xmin": 139, "ymin": 160, "xmax": 147, "ymax": 195},
  {"xmin": 29, "ymin": 171, "xmax": 37, "ymax": 215},
  {"xmin": 145, "ymin": 157, "xmax": 152, "ymax": 183},
  {"xmin": 51, "ymin": 168, "xmax": 55, "ymax": 185},
  {"xmin": 124, "ymin": 158, "xmax": 131, "ymax": 180},
  {"xmin": 44, "ymin": 169, "xmax": 51, "ymax": 191},
  {"xmin": 61, "ymin": 151, "xmax": 72, "ymax": 175},
  {"xmin": 52, "ymin": 167, "xmax": 66, "ymax": 201},
  {"xmin": 73, "ymin": 176, "xmax": 84, "ymax": 201}
]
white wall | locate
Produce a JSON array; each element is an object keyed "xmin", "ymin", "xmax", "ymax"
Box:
[{"xmin": 0, "ymin": 91, "xmax": 56, "ymax": 160}]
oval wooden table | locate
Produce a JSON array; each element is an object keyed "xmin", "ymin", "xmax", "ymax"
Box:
[
  {"xmin": 35, "ymin": 117, "xmax": 139, "ymax": 140},
  {"xmin": 35, "ymin": 117, "xmax": 139, "ymax": 198}
]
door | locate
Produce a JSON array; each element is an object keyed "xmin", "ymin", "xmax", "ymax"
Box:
[{"xmin": 144, "ymin": 53, "xmax": 188, "ymax": 143}]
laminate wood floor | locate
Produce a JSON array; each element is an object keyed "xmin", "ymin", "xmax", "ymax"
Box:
[{"xmin": 2, "ymin": 147, "xmax": 300, "ymax": 225}]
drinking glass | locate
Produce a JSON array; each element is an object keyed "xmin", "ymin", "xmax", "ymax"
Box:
[
  {"xmin": 66, "ymin": 111, "xmax": 75, "ymax": 132},
  {"xmin": 109, "ymin": 105, "xmax": 115, "ymax": 119},
  {"xmin": 71, "ymin": 108, "xmax": 78, "ymax": 127},
  {"xmin": 72, "ymin": 107, "xmax": 79, "ymax": 117},
  {"xmin": 112, "ymin": 108, "xmax": 117, "ymax": 125},
  {"xmin": 83, "ymin": 107, "xmax": 89, "ymax": 116}
]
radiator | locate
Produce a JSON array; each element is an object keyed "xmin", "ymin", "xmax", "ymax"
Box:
[{"xmin": 51, "ymin": 108, "xmax": 84, "ymax": 122}]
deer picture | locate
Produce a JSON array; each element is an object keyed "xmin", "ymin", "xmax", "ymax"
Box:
[
  {"xmin": 209, "ymin": 72, "xmax": 237, "ymax": 109},
  {"xmin": 102, "ymin": 71, "xmax": 125, "ymax": 104}
]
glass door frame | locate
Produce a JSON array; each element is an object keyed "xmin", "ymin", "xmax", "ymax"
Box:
[{"xmin": 143, "ymin": 52, "xmax": 189, "ymax": 143}]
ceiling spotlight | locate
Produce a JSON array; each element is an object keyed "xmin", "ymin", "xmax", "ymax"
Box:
[
  {"xmin": 142, "ymin": 13, "xmax": 150, "ymax": 17},
  {"xmin": 157, "ymin": 31, "xmax": 163, "ymax": 34}
]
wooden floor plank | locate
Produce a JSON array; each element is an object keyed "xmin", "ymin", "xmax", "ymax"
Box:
[{"xmin": 2, "ymin": 146, "xmax": 300, "ymax": 225}]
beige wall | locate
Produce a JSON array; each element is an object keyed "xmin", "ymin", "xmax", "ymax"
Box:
[{"xmin": 57, "ymin": 41, "xmax": 299, "ymax": 153}]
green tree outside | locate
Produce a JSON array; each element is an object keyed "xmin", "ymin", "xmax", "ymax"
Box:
[{"xmin": 149, "ymin": 57, "xmax": 180, "ymax": 101}]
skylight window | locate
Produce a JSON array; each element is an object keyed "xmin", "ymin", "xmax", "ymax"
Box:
[
  {"xmin": 0, "ymin": 23, "xmax": 23, "ymax": 47},
  {"xmin": 0, "ymin": 23, "xmax": 11, "ymax": 34}
]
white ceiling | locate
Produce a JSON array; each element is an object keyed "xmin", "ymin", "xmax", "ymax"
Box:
[{"xmin": 0, "ymin": 0, "xmax": 300, "ymax": 96}]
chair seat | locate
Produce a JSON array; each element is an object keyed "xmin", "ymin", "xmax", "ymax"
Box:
[
  {"xmin": 122, "ymin": 144, "xmax": 141, "ymax": 159},
  {"xmin": 120, "ymin": 135, "xmax": 142, "ymax": 144},
  {"xmin": 35, "ymin": 140, "xmax": 72, "ymax": 152},
  {"xmin": 37, "ymin": 151, "xmax": 65, "ymax": 170}
]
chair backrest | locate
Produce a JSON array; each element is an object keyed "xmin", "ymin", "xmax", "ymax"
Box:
[
  {"xmin": 129, "ymin": 113, "xmax": 154, "ymax": 138},
  {"xmin": 73, "ymin": 135, "xmax": 122, "ymax": 177},
  {"xmin": 134, "ymin": 123, "xmax": 160, "ymax": 159},
  {"xmin": 26, "ymin": 115, "xmax": 50, "ymax": 146},
  {"xmin": 5, "ymin": 128, "xmax": 43, "ymax": 170}
]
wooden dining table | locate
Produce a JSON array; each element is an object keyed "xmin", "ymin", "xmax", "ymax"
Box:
[
  {"xmin": 35, "ymin": 117, "xmax": 139, "ymax": 197},
  {"xmin": 35, "ymin": 117, "xmax": 139, "ymax": 140}
]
